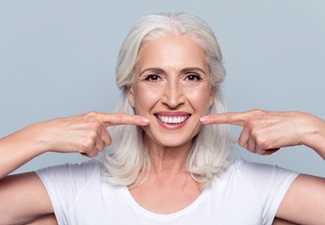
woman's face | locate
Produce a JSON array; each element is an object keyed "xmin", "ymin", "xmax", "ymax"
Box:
[{"xmin": 128, "ymin": 34, "xmax": 215, "ymax": 149}]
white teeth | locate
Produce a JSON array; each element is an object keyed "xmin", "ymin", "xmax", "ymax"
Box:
[{"xmin": 157, "ymin": 115, "xmax": 189, "ymax": 124}]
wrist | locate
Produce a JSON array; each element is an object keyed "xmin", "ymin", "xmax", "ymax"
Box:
[
  {"xmin": 301, "ymin": 115, "xmax": 325, "ymax": 159},
  {"xmin": 15, "ymin": 122, "xmax": 52, "ymax": 156}
]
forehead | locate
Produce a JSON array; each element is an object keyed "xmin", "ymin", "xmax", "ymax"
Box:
[{"xmin": 135, "ymin": 35, "xmax": 208, "ymax": 71}]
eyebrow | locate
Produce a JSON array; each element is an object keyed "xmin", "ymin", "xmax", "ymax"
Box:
[
  {"xmin": 181, "ymin": 67, "xmax": 207, "ymax": 75},
  {"xmin": 139, "ymin": 68, "xmax": 165, "ymax": 77},
  {"xmin": 138, "ymin": 67, "xmax": 207, "ymax": 76}
]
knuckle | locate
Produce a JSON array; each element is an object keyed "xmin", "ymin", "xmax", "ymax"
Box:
[
  {"xmin": 88, "ymin": 150, "xmax": 98, "ymax": 158},
  {"xmin": 82, "ymin": 138, "xmax": 96, "ymax": 150},
  {"xmin": 98, "ymin": 145, "xmax": 105, "ymax": 152},
  {"xmin": 91, "ymin": 120, "xmax": 102, "ymax": 130},
  {"xmin": 257, "ymin": 138, "xmax": 271, "ymax": 150},
  {"xmin": 249, "ymin": 109, "xmax": 267, "ymax": 121},
  {"xmin": 237, "ymin": 137, "xmax": 246, "ymax": 148},
  {"xmin": 104, "ymin": 137, "xmax": 112, "ymax": 147},
  {"xmin": 85, "ymin": 111, "xmax": 98, "ymax": 117},
  {"xmin": 250, "ymin": 127, "xmax": 259, "ymax": 137},
  {"xmin": 258, "ymin": 141, "xmax": 268, "ymax": 150},
  {"xmin": 251, "ymin": 109, "xmax": 264, "ymax": 115},
  {"xmin": 256, "ymin": 147, "xmax": 266, "ymax": 155},
  {"xmin": 238, "ymin": 140, "xmax": 246, "ymax": 149},
  {"xmin": 84, "ymin": 111, "xmax": 101, "ymax": 122},
  {"xmin": 83, "ymin": 113, "xmax": 103, "ymax": 130},
  {"xmin": 246, "ymin": 119, "xmax": 259, "ymax": 131},
  {"xmin": 88, "ymin": 129, "xmax": 98, "ymax": 139}
]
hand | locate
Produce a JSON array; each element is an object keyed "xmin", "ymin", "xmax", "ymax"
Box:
[
  {"xmin": 200, "ymin": 110, "xmax": 325, "ymax": 156},
  {"xmin": 29, "ymin": 112, "xmax": 149, "ymax": 157}
]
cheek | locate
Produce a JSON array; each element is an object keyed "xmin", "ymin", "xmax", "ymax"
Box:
[
  {"xmin": 187, "ymin": 88, "xmax": 213, "ymax": 110},
  {"xmin": 133, "ymin": 87, "xmax": 161, "ymax": 114}
]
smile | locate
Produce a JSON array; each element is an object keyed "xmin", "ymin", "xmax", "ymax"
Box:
[{"xmin": 156, "ymin": 115, "xmax": 190, "ymax": 124}]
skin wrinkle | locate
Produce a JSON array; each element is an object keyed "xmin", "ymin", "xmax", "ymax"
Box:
[
  {"xmin": 127, "ymin": 34, "xmax": 213, "ymax": 213},
  {"xmin": 130, "ymin": 35, "xmax": 211, "ymax": 149}
]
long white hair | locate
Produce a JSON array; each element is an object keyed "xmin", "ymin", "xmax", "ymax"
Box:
[{"xmin": 103, "ymin": 12, "xmax": 232, "ymax": 188}]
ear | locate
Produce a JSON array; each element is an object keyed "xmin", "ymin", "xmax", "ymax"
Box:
[
  {"xmin": 209, "ymin": 87, "xmax": 216, "ymax": 108},
  {"xmin": 127, "ymin": 86, "xmax": 135, "ymax": 107}
]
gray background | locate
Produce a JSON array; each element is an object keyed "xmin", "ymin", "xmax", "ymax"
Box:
[{"xmin": 1, "ymin": 0, "xmax": 324, "ymax": 176}]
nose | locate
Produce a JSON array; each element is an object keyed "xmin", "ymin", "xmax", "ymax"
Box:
[{"xmin": 161, "ymin": 81, "xmax": 185, "ymax": 109}]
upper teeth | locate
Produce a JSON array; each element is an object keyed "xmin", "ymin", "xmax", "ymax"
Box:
[{"xmin": 157, "ymin": 115, "xmax": 189, "ymax": 124}]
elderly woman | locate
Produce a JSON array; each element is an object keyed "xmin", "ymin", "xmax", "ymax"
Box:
[{"xmin": 0, "ymin": 12, "xmax": 324, "ymax": 225}]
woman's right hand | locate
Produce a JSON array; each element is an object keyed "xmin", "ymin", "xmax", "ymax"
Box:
[
  {"xmin": 0, "ymin": 112, "xmax": 149, "ymax": 178},
  {"xmin": 29, "ymin": 112, "xmax": 150, "ymax": 157}
]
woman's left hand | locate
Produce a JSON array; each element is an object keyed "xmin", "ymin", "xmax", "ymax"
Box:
[{"xmin": 200, "ymin": 109, "xmax": 325, "ymax": 157}]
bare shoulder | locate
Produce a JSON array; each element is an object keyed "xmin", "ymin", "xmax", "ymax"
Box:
[
  {"xmin": 276, "ymin": 174, "xmax": 325, "ymax": 225},
  {"xmin": 0, "ymin": 172, "xmax": 54, "ymax": 224}
]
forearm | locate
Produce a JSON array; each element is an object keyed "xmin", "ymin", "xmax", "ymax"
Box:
[
  {"xmin": 0, "ymin": 124, "xmax": 47, "ymax": 179},
  {"xmin": 26, "ymin": 214, "xmax": 58, "ymax": 225},
  {"xmin": 272, "ymin": 217, "xmax": 297, "ymax": 225}
]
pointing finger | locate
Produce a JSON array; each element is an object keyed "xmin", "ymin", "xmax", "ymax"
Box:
[
  {"xmin": 200, "ymin": 112, "xmax": 250, "ymax": 127},
  {"xmin": 96, "ymin": 112, "xmax": 150, "ymax": 127}
]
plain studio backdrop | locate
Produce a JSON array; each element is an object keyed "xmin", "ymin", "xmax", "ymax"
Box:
[{"xmin": 0, "ymin": 1, "xmax": 324, "ymax": 176}]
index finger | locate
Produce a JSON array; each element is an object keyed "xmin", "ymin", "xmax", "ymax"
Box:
[
  {"xmin": 200, "ymin": 112, "xmax": 249, "ymax": 127},
  {"xmin": 96, "ymin": 112, "xmax": 150, "ymax": 127}
]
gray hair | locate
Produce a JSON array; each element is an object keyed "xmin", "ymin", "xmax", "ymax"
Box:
[{"xmin": 103, "ymin": 12, "xmax": 231, "ymax": 188}]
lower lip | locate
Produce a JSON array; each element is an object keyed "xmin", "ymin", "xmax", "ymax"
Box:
[{"xmin": 155, "ymin": 116, "xmax": 189, "ymax": 130}]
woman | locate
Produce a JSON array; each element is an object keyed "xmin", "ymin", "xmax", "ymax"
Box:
[{"xmin": 0, "ymin": 12, "xmax": 324, "ymax": 225}]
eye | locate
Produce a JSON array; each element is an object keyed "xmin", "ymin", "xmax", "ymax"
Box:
[
  {"xmin": 144, "ymin": 74, "xmax": 161, "ymax": 81},
  {"xmin": 185, "ymin": 74, "xmax": 202, "ymax": 81}
]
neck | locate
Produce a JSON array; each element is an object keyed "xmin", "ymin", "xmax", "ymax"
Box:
[{"xmin": 144, "ymin": 136, "xmax": 193, "ymax": 175}]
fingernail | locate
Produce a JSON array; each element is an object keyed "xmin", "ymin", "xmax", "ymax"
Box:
[
  {"xmin": 200, "ymin": 117, "xmax": 208, "ymax": 123},
  {"xmin": 141, "ymin": 118, "xmax": 150, "ymax": 124}
]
